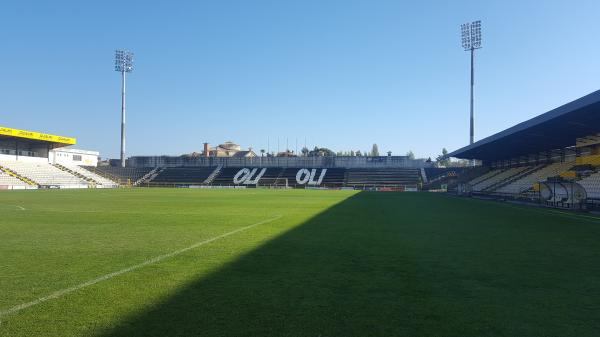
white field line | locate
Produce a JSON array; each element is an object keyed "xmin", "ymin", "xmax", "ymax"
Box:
[
  {"xmin": 0, "ymin": 215, "xmax": 282, "ymax": 319},
  {"xmin": 1, "ymin": 204, "xmax": 26, "ymax": 211}
]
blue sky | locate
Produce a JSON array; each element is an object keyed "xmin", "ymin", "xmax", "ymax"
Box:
[{"xmin": 1, "ymin": 0, "xmax": 599, "ymax": 159}]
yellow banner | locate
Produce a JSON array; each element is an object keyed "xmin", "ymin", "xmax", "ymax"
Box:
[{"xmin": 0, "ymin": 126, "xmax": 76, "ymax": 145}]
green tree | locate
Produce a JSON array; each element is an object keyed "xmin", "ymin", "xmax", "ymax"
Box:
[
  {"xmin": 371, "ymin": 144, "xmax": 380, "ymax": 157},
  {"xmin": 436, "ymin": 148, "xmax": 450, "ymax": 167},
  {"xmin": 301, "ymin": 147, "xmax": 309, "ymax": 157},
  {"xmin": 308, "ymin": 147, "xmax": 336, "ymax": 157}
]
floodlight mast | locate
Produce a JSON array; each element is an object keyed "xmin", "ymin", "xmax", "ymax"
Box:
[
  {"xmin": 114, "ymin": 50, "xmax": 133, "ymax": 167},
  {"xmin": 461, "ymin": 21, "xmax": 482, "ymax": 147}
]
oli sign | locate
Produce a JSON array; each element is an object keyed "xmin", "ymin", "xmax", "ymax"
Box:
[
  {"xmin": 232, "ymin": 168, "xmax": 327, "ymax": 185},
  {"xmin": 295, "ymin": 168, "xmax": 327, "ymax": 185},
  {"xmin": 233, "ymin": 168, "xmax": 267, "ymax": 185}
]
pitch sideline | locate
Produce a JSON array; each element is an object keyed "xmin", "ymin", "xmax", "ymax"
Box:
[{"xmin": 0, "ymin": 214, "xmax": 283, "ymax": 319}]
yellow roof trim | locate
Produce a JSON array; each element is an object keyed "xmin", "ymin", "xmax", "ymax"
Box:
[{"xmin": 0, "ymin": 126, "xmax": 76, "ymax": 145}]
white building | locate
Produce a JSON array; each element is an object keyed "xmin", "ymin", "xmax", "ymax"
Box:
[{"xmin": 49, "ymin": 148, "xmax": 99, "ymax": 167}]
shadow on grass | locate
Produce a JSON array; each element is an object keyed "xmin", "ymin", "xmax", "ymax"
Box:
[
  {"xmin": 99, "ymin": 192, "xmax": 600, "ymax": 337},
  {"xmin": 98, "ymin": 192, "xmax": 432, "ymax": 337}
]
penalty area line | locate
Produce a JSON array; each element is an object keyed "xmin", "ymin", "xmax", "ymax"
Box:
[{"xmin": 0, "ymin": 214, "xmax": 282, "ymax": 319}]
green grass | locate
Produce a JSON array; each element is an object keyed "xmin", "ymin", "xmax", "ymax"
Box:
[{"xmin": 0, "ymin": 189, "xmax": 599, "ymax": 337}]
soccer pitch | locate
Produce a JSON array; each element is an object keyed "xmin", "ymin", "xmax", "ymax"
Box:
[{"xmin": 1, "ymin": 189, "xmax": 599, "ymax": 337}]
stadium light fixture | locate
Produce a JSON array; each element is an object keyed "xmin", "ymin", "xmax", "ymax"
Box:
[
  {"xmin": 114, "ymin": 50, "xmax": 134, "ymax": 167},
  {"xmin": 460, "ymin": 21, "xmax": 482, "ymax": 147}
]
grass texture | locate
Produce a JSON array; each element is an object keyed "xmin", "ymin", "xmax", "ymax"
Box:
[{"xmin": 0, "ymin": 189, "xmax": 599, "ymax": 336}]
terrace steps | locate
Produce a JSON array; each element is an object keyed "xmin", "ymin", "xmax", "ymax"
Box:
[
  {"xmin": 53, "ymin": 163, "xmax": 97, "ymax": 185},
  {"xmin": 0, "ymin": 165, "xmax": 38, "ymax": 186},
  {"xmin": 204, "ymin": 165, "xmax": 223, "ymax": 184}
]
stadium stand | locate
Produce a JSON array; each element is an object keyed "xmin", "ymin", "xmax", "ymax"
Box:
[
  {"xmin": 454, "ymin": 166, "xmax": 488, "ymax": 184},
  {"xmin": 576, "ymin": 154, "xmax": 600, "ymax": 166},
  {"xmin": 483, "ymin": 165, "xmax": 545, "ymax": 192},
  {"xmin": 148, "ymin": 167, "xmax": 216, "ymax": 185},
  {"xmin": 204, "ymin": 165, "xmax": 222, "ymax": 185},
  {"xmin": 494, "ymin": 161, "xmax": 574, "ymax": 195},
  {"xmin": 423, "ymin": 167, "xmax": 463, "ymax": 181},
  {"xmin": 57, "ymin": 164, "xmax": 119, "ymax": 188},
  {"xmin": 253, "ymin": 167, "xmax": 284, "ymax": 185},
  {"xmin": 276, "ymin": 168, "xmax": 346, "ymax": 187},
  {"xmin": 211, "ymin": 167, "xmax": 251, "ymax": 186},
  {"xmin": 211, "ymin": 167, "xmax": 280, "ymax": 186},
  {"xmin": 422, "ymin": 167, "xmax": 470, "ymax": 191},
  {"xmin": 83, "ymin": 166, "xmax": 154, "ymax": 185},
  {"xmin": 574, "ymin": 172, "xmax": 600, "ymax": 200},
  {"xmin": 315, "ymin": 168, "xmax": 346, "ymax": 187},
  {"xmin": 448, "ymin": 90, "xmax": 600, "ymax": 208},
  {"xmin": 0, "ymin": 161, "xmax": 88, "ymax": 187},
  {"xmin": 0, "ymin": 170, "xmax": 29, "ymax": 187},
  {"xmin": 471, "ymin": 167, "xmax": 530, "ymax": 192},
  {"xmin": 345, "ymin": 168, "xmax": 420, "ymax": 188},
  {"xmin": 207, "ymin": 167, "xmax": 347, "ymax": 187},
  {"xmin": 467, "ymin": 168, "xmax": 502, "ymax": 186}
]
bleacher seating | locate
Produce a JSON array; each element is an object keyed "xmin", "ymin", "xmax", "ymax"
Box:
[
  {"xmin": 254, "ymin": 168, "xmax": 285, "ymax": 184},
  {"xmin": 149, "ymin": 167, "xmax": 216, "ymax": 184},
  {"xmin": 575, "ymin": 172, "xmax": 600, "ymax": 200},
  {"xmin": 64, "ymin": 165, "xmax": 119, "ymax": 187},
  {"xmin": 576, "ymin": 154, "xmax": 600, "ymax": 166},
  {"xmin": 345, "ymin": 168, "xmax": 420, "ymax": 187},
  {"xmin": 485, "ymin": 165, "xmax": 545, "ymax": 191},
  {"xmin": 424, "ymin": 167, "xmax": 467, "ymax": 182},
  {"xmin": 471, "ymin": 167, "xmax": 530, "ymax": 192},
  {"xmin": 83, "ymin": 166, "xmax": 154, "ymax": 185},
  {"xmin": 317, "ymin": 168, "xmax": 346, "ymax": 187},
  {"xmin": 423, "ymin": 167, "xmax": 472, "ymax": 190},
  {"xmin": 211, "ymin": 167, "xmax": 279, "ymax": 186},
  {"xmin": 467, "ymin": 168, "xmax": 502, "ymax": 186},
  {"xmin": 210, "ymin": 167, "xmax": 347, "ymax": 187},
  {"xmin": 494, "ymin": 162, "xmax": 574, "ymax": 195},
  {"xmin": 277, "ymin": 168, "xmax": 346, "ymax": 187},
  {"xmin": 211, "ymin": 167, "xmax": 246, "ymax": 185},
  {"xmin": 0, "ymin": 170, "xmax": 29, "ymax": 187},
  {"xmin": 1, "ymin": 161, "xmax": 88, "ymax": 187}
]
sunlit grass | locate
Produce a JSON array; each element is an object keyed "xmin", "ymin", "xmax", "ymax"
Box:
[{"xmin": 1, "ymin": 189, "xmax": 599, "ymax": 337}]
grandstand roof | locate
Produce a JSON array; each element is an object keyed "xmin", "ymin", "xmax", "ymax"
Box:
[
  {"xmin": 0, "ymin": 126, "xmax": 76, "ymax": 147},
  {"xmin": 448, "ymin": 90, "xmax": 600, "ymax": 161}
]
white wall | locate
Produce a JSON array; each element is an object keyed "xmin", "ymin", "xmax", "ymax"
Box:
[
  {"xmin": 0, "ymin": 148, "xmax": 100, "ymax": 166},
  {"xmin": 50, "ymin": 148, "xmax": 99, "ymax": 167}
]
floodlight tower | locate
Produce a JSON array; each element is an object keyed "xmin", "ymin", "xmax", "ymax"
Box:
[
  {"xmin": 114, "ymin": 50, "xmax": 134, "ymax": 167},
  {"xmin": 461, "ymin": 21, "xmax": 482, "ymax": 146}
]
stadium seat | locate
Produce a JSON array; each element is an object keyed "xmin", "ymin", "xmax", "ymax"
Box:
[
  {"xmin": 0, "ymin": 170, "xmax": 29, "ymax": 187},
  {"xmin": 148, "ymin": 167, "xmax": 217, "ymax": 185},
  {"xmin": 494, "ymin": 162, "xmax": 575, "ymax": 195},
  {"xmin": 0, "ymin": 161, "xmax": 88, "ymax": 188},
  {"xmin": 83, "ymin": 167, "xmax": 155, "ymax": 185},
  {"xmin": 467, "ymin": 169, "xmax": 503, "ymax": 186},
  {"xmin": 64, "ymin": 165, "xmax": 119, "ymax": 187},
  {"xmin": 345, "ymin": 168, "xmax": 420, "ymax": 188},
  {"xmin": 575, "ymin": 171, "xmax": 600, "ymax": 200},
  {"xmin": 470, "ymin": 166, "xmax": 531, "ymax": 192}
]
